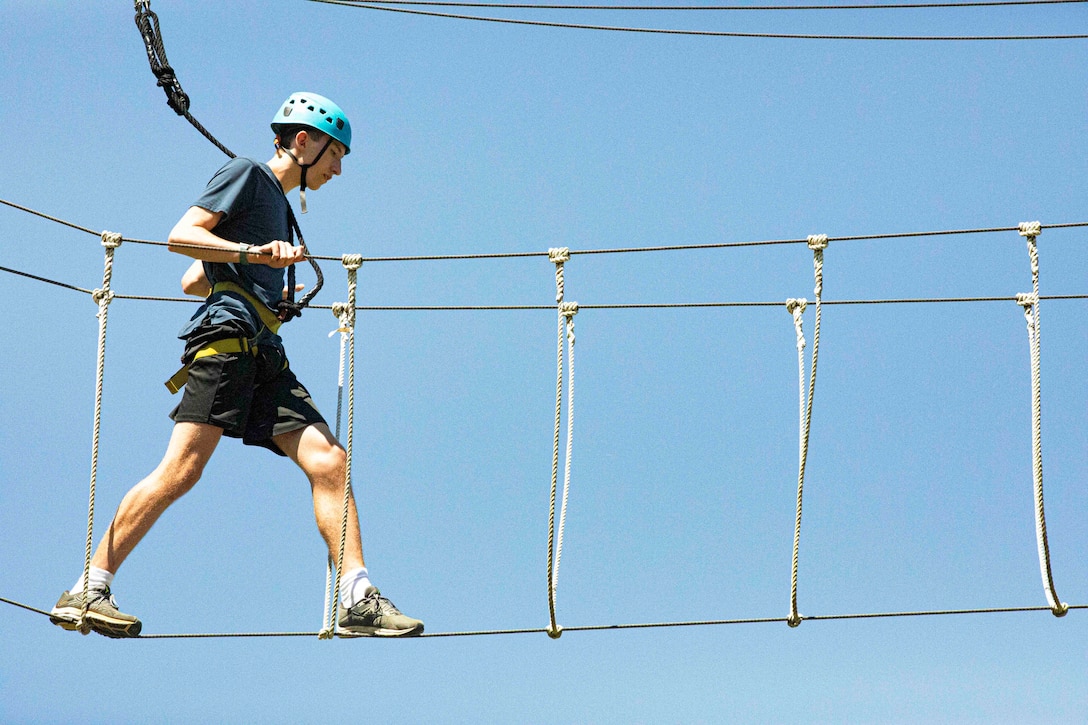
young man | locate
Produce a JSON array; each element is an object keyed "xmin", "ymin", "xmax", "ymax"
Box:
[{"xmin": 50, "ymin": 92, "xmax": 423, "ymax": 638}]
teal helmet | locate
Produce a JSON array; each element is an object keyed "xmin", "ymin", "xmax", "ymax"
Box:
[{"xmin": 271, "ymin": 92, "xmax": 351, "ymax": 154}]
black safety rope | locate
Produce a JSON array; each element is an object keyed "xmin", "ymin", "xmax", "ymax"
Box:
[{"xmin": 132, "ymin": 0, "xmax": 323, "ymax": 320}]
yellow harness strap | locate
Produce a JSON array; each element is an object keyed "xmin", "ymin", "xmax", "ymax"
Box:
[
  {"xmin": 164, "ymin": 281, "xmax": 283, "ymax": 394},
  {"xmin": 165, "ymin": 337, "xmax": 257, "ymax": 394},
  {"xmin": 211, "ymin": 281, "xmax": 283, "ymax": 334}
]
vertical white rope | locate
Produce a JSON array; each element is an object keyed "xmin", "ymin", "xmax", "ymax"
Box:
[
  {"xmin": 1015, "ymin": 222, "xmax": 1067, "ymax": 617},
  {"xmin": 555, "ymin": 301, "xmax": 578, "ymax": 606},
  {"xmin": 787, "ymin": 297, "xmax": 808, "ymax": 474},
  {"xmin": 787, "ymin": 234, "xmax": 827, "ymax": 629},
  {"xmin": 319, "ymin": 301, "xmax": 353, "ymax": 638},
  {"xmin": 546, "ymin": 247, "xmax": 577, "ymax": 639},
  {"xmin": 319, "ymin": 255, "xmax": 364, "ymax": 639},
  {"xmin": 79, "ymin": 231, "xmax": 122, "ymax": 634}
]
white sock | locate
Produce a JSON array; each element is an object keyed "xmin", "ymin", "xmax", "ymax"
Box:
[
  {"xmin": 72, "ymin": 566, "xmax": 114, "ymax": 594},
  {"xmin": 338, "ymin": 567, "xmax": 374, "ymax": 608}
]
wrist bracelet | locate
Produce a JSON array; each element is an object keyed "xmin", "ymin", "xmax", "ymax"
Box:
[{"xmin": 238, "ymin": 243, "xmax": 250, "ymax": 265}]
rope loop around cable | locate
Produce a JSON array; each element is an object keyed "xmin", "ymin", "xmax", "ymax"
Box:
[
  {"xmin": 548, "ymin": 247, "xmax": 571, "ymax": 264},
  {"xmin": 90, "ymin": 289, "xmax": 114, "ymax": 306},
  {"xmin": 1015, "ymin": 292, "xmax": 1038, "ymax": 310},
  {"xmin": 787, "ymin": 298, "xmax": 807, "ymax": 353},
  {"xmin": 341, "ymin": 253, "xmax": 363, "ymax": 271},
  {"xmin": 1018, "ymin": 220, "xmax": 1042, "ymax": 238},
  {"xmin": 550, "ymin": 247, "xmax": 571, "ymax": 304}
]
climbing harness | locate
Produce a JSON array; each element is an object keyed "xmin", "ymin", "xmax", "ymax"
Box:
[
  {"xmin": 163, "ymin": 281, "xmax": 282, "ymax": 393},
  {"xmin": 164, "ymin": 338, "xmax": 258, "ymax": 394},
  {"xmin": 1014, "ymin": 222, "xmax": 1068, "ymax": 617}
]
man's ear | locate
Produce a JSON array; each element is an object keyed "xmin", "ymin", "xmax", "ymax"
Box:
[{"xmin": 292, "ymin": 129, "xmax": 311, "ymax": 153}]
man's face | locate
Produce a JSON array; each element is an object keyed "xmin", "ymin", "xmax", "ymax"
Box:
[{"xmin": 306, "ymin": 137, "xmax": 346, "ymax": 190}]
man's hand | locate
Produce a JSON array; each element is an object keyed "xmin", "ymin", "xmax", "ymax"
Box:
[{"xmin": 251, "ymin": 240, "xmax": 305, "ymax": 268}]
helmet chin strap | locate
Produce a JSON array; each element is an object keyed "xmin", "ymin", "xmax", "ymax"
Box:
[{"xmin": 277, "ymin": 135, "xmax": 333, "ymax": 214}]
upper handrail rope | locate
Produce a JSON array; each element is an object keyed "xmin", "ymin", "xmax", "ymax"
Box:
[{"xmin": 4, "ymin": 196, "xmax": 1087, "ymax": 261}]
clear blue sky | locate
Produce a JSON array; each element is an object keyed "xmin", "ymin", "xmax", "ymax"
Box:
[{"xmin": 1, "ymin": 1, "xmax": 1085, "ymax": 722}]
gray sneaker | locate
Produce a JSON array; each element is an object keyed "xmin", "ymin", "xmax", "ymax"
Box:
[
  {"xmin": 338, "ymin": 588, "xmax": 423, "ymax": 637},
  {"xmin": 49, "ymin": 587, "xmax": 142, "ymax": 638}
]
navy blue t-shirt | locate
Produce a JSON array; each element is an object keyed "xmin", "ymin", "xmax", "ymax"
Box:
[{"xmin": 178, "ymin": 158, "xmax": 291, "ymax": 344}]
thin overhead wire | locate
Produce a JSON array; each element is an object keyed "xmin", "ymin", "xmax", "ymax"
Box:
[
  {"xmin": 307, "ymin": 0, "xmax": 1088, "ymax": 39},
  {"xmin": 323, "ymin": 0, "xmax": 1088, "ymax": 9}
]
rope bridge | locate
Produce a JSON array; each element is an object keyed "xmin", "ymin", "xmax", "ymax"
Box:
[{"xmin": 0, "ymin": 198, "xmax": 1084, "ymax": 639}]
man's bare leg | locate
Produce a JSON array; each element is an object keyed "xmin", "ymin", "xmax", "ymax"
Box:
[
  {"xmin": 52, "ymin": 421, "xmax": 223, "ymax": 636},
  {"xmin": 273, "ymin": 422, "xmax": 364, "ymax": 570},
  {"xmin": 91, "ymin": 421, "xmax": 224, "ymax": 572},
  {"xmin": 274, "ymin": 422, "xmax": 423, "ymax": 635}
]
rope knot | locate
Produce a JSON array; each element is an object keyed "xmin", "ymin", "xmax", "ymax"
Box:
[
  {"xmin": 786, "ymin": 298, "xmax": 807, "ymax": 316},
  {"xmin": 329, "ymin": 302, "xmax": 353, "ymax": 336},
  {"xmin": 100, "ymin": 231, "xmax": 123, "ymax": 249},
  {"xmin": 806, "ymin": 234, "xmax": 828, "ymax": 251},
  {"xmin": 548, "ymin": 247, "xmax": 571, "ymax": 264},
  {"xmin": 559, "ymin": 301, "xmax": 579, "ymax": 319},
  {"xmin": 1018, "ymin": 221, "xmax": 1042, "ymax": 238},
  {"xmin": 546, "ymin": 624, "xmax": 563, "ymax": 639},
  {"xmin": 341, "ymin": 254, "xmax": 363, "ymax": 271},
  {"xmin": 787, "ymin": 614, "xmax": 802, "ymax": 628},
  {"xmin": 276, "ymin": 299, "xmax": 303, "ymax": 323},
  {"xmin": 1015, "ymin": 292, "xmax": 1037, "ymax": 309},
  {"xmin": 550, "ymin": 249, "xmax": 571, "ymax": 303},
  {"xmin": 91, "ymin": 288, "xmax": 114, "ymax": 306}
]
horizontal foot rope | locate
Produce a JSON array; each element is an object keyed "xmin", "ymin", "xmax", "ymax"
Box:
[{"xmin": 3, "ymin": 595, "xmax": 1085, "ymax": 639}]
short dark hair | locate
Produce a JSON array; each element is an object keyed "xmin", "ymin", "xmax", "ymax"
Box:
[{"xmin": 275, "ymin": 124, "xmax": 329, "ymax": 150}]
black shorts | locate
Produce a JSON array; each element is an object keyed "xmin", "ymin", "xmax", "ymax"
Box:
[{"xmin": 170, "ymin": 344, "xmax": 326, "ymax": 456}]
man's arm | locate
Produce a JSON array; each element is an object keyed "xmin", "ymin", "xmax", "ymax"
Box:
[
  {"xmin": 181, "ymin": 259, "xmax": 304, "ymax": 299},
  {"xmin": 167, "ymin": 206, "xmax": 305, "ymax": 268},
  {"xmin": 181, "ymin": 260, "xmax": 211, "ymax": 297}
]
